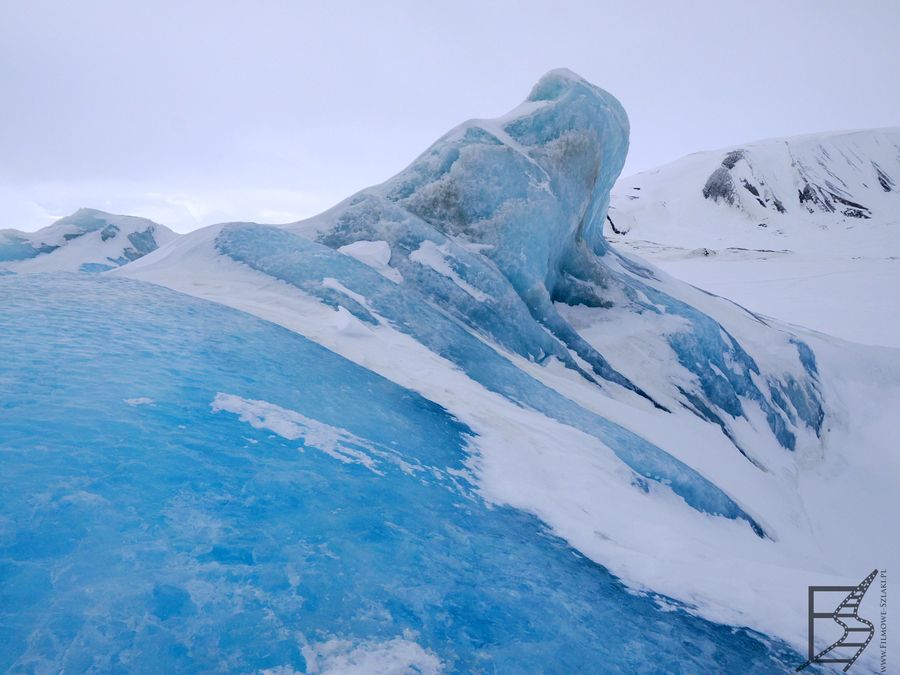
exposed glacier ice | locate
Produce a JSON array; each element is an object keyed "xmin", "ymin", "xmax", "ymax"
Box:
[
  {"xmin": 277, "ymin": 70, "xmax": 824, "ymax": 457},
  {"xmin": 217, "ymin": 222, "xmax": 763, "ymax": 531},
  {"xmin": 0, "ymin": 274, "xmax": 806, "ymax": 672},
  {"xmin": 193, "ymin": 69, "xmax": 825, "ymax": 531}
]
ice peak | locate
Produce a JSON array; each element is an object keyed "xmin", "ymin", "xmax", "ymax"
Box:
[
  {"xmin": 372, "ymin": 70, "xmax": 630, "ymax": 278},
  {"xmin": 526, "ymin": 67, "xmax": 593, "ymax": 101}
]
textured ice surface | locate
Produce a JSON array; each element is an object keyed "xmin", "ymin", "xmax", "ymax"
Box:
[
  {"xmin": 217, "ymin": 224, "xmax": 763, "ymax": 531},
  {"xmin": 0, "ymin": 274, "xmax": 806, "ymax": 672}
]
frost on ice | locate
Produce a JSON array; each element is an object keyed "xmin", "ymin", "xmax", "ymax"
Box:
[{"xmin": 212, "ymin": 392, "xmax": 383, "ymax": 473}]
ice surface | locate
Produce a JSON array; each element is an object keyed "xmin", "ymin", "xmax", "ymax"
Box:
[
  {"xmin": 0, "ymin": 274, "xmax": 806, "ymax": 672},
  {"xmin": 217, "ymin": 223, "xmax": 763, "ymax": 531}
]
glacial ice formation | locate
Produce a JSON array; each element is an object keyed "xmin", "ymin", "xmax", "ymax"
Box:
[
  {"xmin": 279, "ymin": 70, "xmax": 824, "ymax": 455},
  {"xmin": 0, "ymin": 274, "xmax": 805, "ymax": 672},
  {"xmin": 218, "ymin": 223, "xmax": 763, "ymax": 530}
]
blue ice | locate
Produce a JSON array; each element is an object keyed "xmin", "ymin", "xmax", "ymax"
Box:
[
  {"xmin": 0, "ymin": 274, "xmax": 805, "ymax": 672},
  {"xmin": 218, "ymin": 224, "xmax": 763, "ymax": 534}
]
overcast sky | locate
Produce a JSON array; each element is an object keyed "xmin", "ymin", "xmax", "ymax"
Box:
[{"xmin": 2, "ymin": 0, "xmax": 898, "ymax": 233}]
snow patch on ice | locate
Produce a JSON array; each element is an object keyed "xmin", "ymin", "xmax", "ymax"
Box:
[
  {"xmin": 124, "ymin": 397, "xmax": 154, "ymax": 406},
  {"xmin": 331, "ymin": 305, "xmax": 376, "ymax": 338},
  {"xmin": 409, "ymin": 240, "xmax": 489, "ymax": 302},
  {"xmin": 211, "ymin": 392, "xmax": 382, "ymax": 474},
  {"xmin": 337, "ymin": 240, "xmax": 402, "ymax": 283},
  {"xmin": 302, "ymin": 635, "xmax": 442, "ymax": 674},
  {"xmin": 321, "ymin": 277, "xmax": 372, "ymax": 309}
]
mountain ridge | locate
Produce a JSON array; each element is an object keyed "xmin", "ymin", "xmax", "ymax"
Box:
[
  {"xmin": 607, "ymin": 126, "xmax": 900, "ymax": 348},
  {"xmin": 0, "ymin": 207, "xmax": 177, "ymax": 272},
  {"xmin": 609, "ymin": 126, "xmax": 900, "ymax": 251}
]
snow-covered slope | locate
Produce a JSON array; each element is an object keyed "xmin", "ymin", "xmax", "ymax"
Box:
[
  {"xmin": 610, "ymin": 127, "xmax": 900, "ymax": 245},
  {"xmin": 104, "ymin": 70, "xmax": 899, "ymax": 670},
  {"xmin": 609, "ymin": 129, "xmax": 900, "ymax": 347},
  {"xmin": 0, "ymin": 207, "xmax": 177, "ymax": 273}
]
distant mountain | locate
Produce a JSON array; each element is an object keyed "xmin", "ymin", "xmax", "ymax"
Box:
[
  {"xmin": 609, "ymin": 128, "xmax": 900, "ymax": 253},
  {"xmin": 607, "ymin": 129, "xmax": 900, "ymax": 348},
  {"xmin": 0, "ymin": 208, "xmax": 177, "ymax": 273}
]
